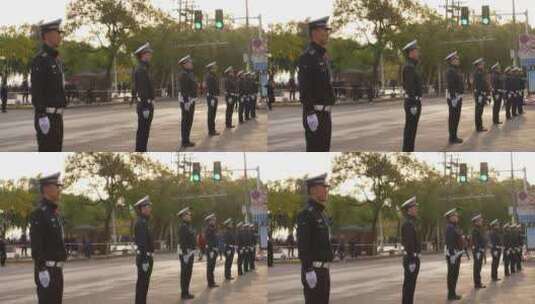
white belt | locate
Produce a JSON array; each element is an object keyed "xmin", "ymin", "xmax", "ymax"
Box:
[
  {"xmin": 136, "ymin": 250, "xmax": 153, "ymax": 256},
  {"xmin": 45, "ymin": 107, "xmax": 64, "ymax": 115},
  {"xmin": 404, "ymin": 252, "xmax": 420, "ymax": 257},
  {"xmin": 45, "ymin": 261, "xmax": 64, "ymax": 268},
  {"xmin": 312, "ymin": 261, "xmax": 329, "ymax": 269},
  {"xmin": 313, "ymin": 105, "xmax": 331, "ymax": 112}
]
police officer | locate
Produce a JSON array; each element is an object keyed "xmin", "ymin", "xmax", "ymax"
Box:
[
  {"xmin": 515, "ymin": 68, "xmax": 525, "ymax": 115},
  {"xmin": 514, "ymin": 224, "xmax": 523, "ymax": 271},
  {"xmin": 1, "ymin": 79, "xmax": 7, "ymax": 113},
  {"xmin": 177, "ymin": 207, "xmax": 196, "ymax": 299},
  {"xmin": 223, "ymin": 67, "xmax": 236, "ymax": 128},
  {"xmin": 471, "ymin": 213, "xmax": 486, "ymax": 289},
  {"xmin": 31, "ymin": 19, "xmax": 67, "ymax": 152},
  {"xmin": 178, "ymin": 55, "xmax": 197, "ymax": 148},
  {"xmin": 504, "ymin": 67, "xmax": 514, "ymax": 119},
  {"xmin": 204, "ymin": 213, "xmax": 219, "ymax": 288},
  {"xmin": 236, "ymin": 222, "xmax": 246, "ymax": 275},
  {"xmin": 250, "ymin": 224, "xmax": 257, "ymax": 270},
  {"xmin": 235, "ymin": 71, "xmax": 244, "ymax": 124},
  {"xmin": 223, "ymin": 218, "xmax": 235, "ymax": 280},
  {"xmin": 243, "ymin": 223, "xmax": 250, "ymax": 273},
  {"xmin": 132, "ymin": 43, "xmax": 155, "ymax": 152},
  {"xmin": 444, "ymin": 51, "xmax": 464, "ymax": 144},
  {"xmin": 490, "ymin": 63, "xmax": 504, "ymax": 124},
  {"xmin": 401, "ymin": 196, "xmax": 420, "ymax": 304},
  {"xmin": 134, "ymin": 196, "xmax": 154, "ymax": 304},
  {"xmin": 30, "ymin": 172, "xmax": 67, "ymax": 304},
  {"xmin": 297, "ymin": 173, "xmax": 333, "ymax": 304},
  {"xmin": 205, "ymin": 62, "xmax": 220, "ymax": 136},
  {"xmin": 473, "ymin": 58, "xmax": 490, "ymax": 132},
  {"xmin": 298, "ymin": 17, "xmax": 335, "ymax": 152},
  {"xmin": 444, "ymin": 208, "xmax": 463, "ymax": 301},
  {"xmin": 503, "ymin": 223, "xmax": 512, "ymax": 276},
  {"xmin": 488, "ymin": 219, "xmax": 502, "ymax": 281},
  {"xmin": 250, "ymin": 73, "xmax": 258, "ymax": 119},
  {"xmin": 401, "ymin": 40, "xmax": 423, "ymax": 152},
  {"xmin": 243, "ymin": 73, "xmax": 251, "ymax": 121},
  {"xmin": 0, "ymin": 236, "xmax": 6, "ymax": 266}
]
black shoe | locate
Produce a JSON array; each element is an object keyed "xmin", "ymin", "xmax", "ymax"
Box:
[
  {"xmin": 475, "ymin": 284, "xmax": 486, "ymax": 289},
  {"xmin": 208, "ymin": 284, "xmax": 219, "ymax": 288},
  {"xmin": 181, "ymin": 294, "xmax": 195, "ymax": 299},
  {"xmin": 449, "ymin": 138, "xmax": 463, "ymax": 144},
  {"xmin": 505, "ymin": 273, "xmax": 510, "ymax": 276},
  {"xmin": 448, "ymin": 295, "xmax": 462, "ymax": 300},
  {"xmin": 494, "ymin": 121, "xmax": 503, "ymax": 124},
  {"xmin": 225, "ymin": 277, "xmax": 235, "ymax": 280},
  {"xmin": 226, "ymin": 125, "xmax": 235, "ymax": 129},
  {"xmin": 477, "ymin": 128, "xmax": 488, "ymax": 132},
  {"xmin": 209, "ymin": 132, "xmax": 220, "ymax": 136},
  {"xmin": 182, "ymin": 142, "xmax": 196, "ymax": 148},
  {"xmin": 492, "ymin": 278, "xmax": 501, "ymax": 281}
]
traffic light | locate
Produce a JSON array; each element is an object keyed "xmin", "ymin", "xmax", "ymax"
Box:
[
  {"xmin": 460, "ymin": 6, "xmax": 469, "ymax": 27},
  {"xmin": 194, "ymin": 10, "xmax": 203, "ymax": 30},
  {"xmin": 215, "ymin": 9, "xmax": 224, "ymax": 30},
  {"xmin": 191, "ymin": 162, "xmax": 201, "ymax": 182},
  {"xmin": 459, "ymin": 163, "xmax": 468, "ymax": 183},
  {"xmin": 482, "ymin": 5, "xmax": 490, "ymax": 25},
  {"xmin": 213, "ymin": 161, "xmax": 222, "ymax": 181},
  {"xmin": 480, "ymin": 162, "xmax": 489, "ymax": 182}
]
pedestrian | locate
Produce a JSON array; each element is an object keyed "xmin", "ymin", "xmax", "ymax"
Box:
[
  {"xmin": 31, "ymin": 19, "xmax": 67, "ymax": 151},
  {"xmin": 204, "ymin": 213, "xmax": 219, "ymax": 288},
  {"xmin": 177, "ymin": 207, "xmax": 196, "ymax": 299},
  {"xmin": 178, "ymin": 55, "xmax": 197, "ymax": 148},
  {"xmin": 134, "ymin": 196, "xmax": 154, "ymax": 304},
  {"xmin": 471, "ymin": 213, "xmax": 486, "ymax": 289},
  {"xmin": 1, "ymin": 79, "xmax": 7, "ymax": 113},
  {"xmin": 401, "ymin": 196, "xmax": 421, "ymax": 304},
  {"xmin": 444, "ymin": 208, "xmax": 463, "ymax": 301},
  {"xmin": 236, "ymin": 222, "xmax": 246, "ymax": 275},
  {"xmin": 472, "ymin": 58, "xmax": 489, "ymax": 132},
  {"xmin": 490, "ymin": 63, "xmax": 504, "ymax": 125},
  {"xmin": 298, "ymin": 17, "xmax": 335, "ymax": 152},
  {"xmin": 297, "ymin": 173, "xmax": 333, "ymax": 304},
  {"xmin": 488, "ymin": 219, "xmax": 502, "ymax": 281},
  {"xmin": 30, "ymin": 172, "xmax": 67, "ymax": 303},
  {"xmin": 503, "ymin": 223, "xmax": 512, "ymax": 276},
  {"xmin": 223, "ymin": 66, "xmax": 236, "ymax": 128},
  {"xmin": 286, "ymin": 232, "xmax": 295, "ymax": 258},
  {"xmin": 132, "ymin": 42, "xmax": 155, "ymax": 152},
  {"xmin": 205, "ymin": 62, "xmax": 220, "ymax": 136},
  {"xmin": 401, "ymin": 40, "xmax": 423, "ymax": 152},
  {"xmin": 237, "ymin": 71, "xmax": 246, "ymax": 124},
  {"xmin": 223, "ymin": 218, "xmax": 235, "ymax": 280},
  {"xmin": 289, "ymin": 77, "xmax": 297, "ymax": 101},
  {"xmin": 514, "ymin": 224, "xmax": 523, "ymax": 271},
  {"xmin": 249, "ymin": 224, "xmax": 257, "ymax": 270},
  {"xmin": 0, "ymin": 237, "xmax": 6, "ymax": 266},
  {"xmin": 267, "ymin": 233, "xmax": 274, "ymax": 267},
  {"xmin": 20, "ymin": 233, "xmax": 28, "ymax": 257},
  {"xmin": 267, "ymin": 77, "xmax": 275, "ymax": 111},
  {"xmin": 444, "ymin": 51, "xmax": 464, "ymax": 144},
  {"xmin": 22, "ymin": 79, "xmax": 29, "ymax": 104}
]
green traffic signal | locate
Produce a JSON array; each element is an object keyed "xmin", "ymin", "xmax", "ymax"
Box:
[
  {"xmin": 215, "ymin": 9, "xmax": 224, "ymax": 30},
  {"xmin": 480, "ymin": 162, "xmax": 489, "ymax": 182},
  {"xmin": 213, "ymin": 161, "xmax": 222, "ymax": 181},
  {"xmin": 459, "ymin": 163, "xmax": 468, "ymax": 183},
  {"xmin": 215, "ymin": 21, "xmax": 223, "ymax": 29},
  {"xmin": 461, "ymin": 6, "xmax": 469, "ymax": 27},
  {"xmin": 192, "ymin": 162, "xmax": 201, "ymax": 183},
  {"xmin": 194, "ymin": 10, "xmax": 203, "ymax": 30},
  {"xmin": 482, "ymin": 5, "xmax": 490, "ymax": 25}
]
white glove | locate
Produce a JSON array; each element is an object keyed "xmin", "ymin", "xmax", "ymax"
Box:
[
  {"xmin": 451, "ymin": 98, "xmax": 458, "ymax": 108},
  {"xmin": 476, "ymin": 252, "xmax": 480, "ymax": 260},
  {"xmin": 493, "ymin": 250, "xmax": 498, "ymax": 257},
  {"xmin": 142, "ymin": 262, "xmax": 149, "ymax": 272},
  {"xmin": 410, "ymin": 106, "xmax": 418, "ymax": 116},
  {"xmin": 449, "ymin": 255, "xmax": 456, "ymax": 265},
  {"xmin": 226, "ymin": 250, "xmax": 231, "ymax": 255},
  {"xmin": 305, "ymin": 270, "xmax": 317, "ymax": 289},
  {"xmin": 409, "ymin": 262, "xmax": 416, "ymax": 273},
  {"xmin": 306, "ymin": 113, "xmax": 319, "ymax": 132},
  {"xmin": 478, "ymin": 96, "xmax": 483, "ymax": 104},
  {"xmin": 184, "ymin": 102, "xmax": 191, "ymax": 112},
  {"xmin": 39, "ymin": 270, "xmax": 50, "ymax": 288},
  {"xmin": 142, "ymin": 110, "xmax": 150, "ymax": 119},
  {"xmin": 210, "ymin": 99, "xmax": 215, "ymax": 107},
  {"xmin": 209, "ymin": 251, "xmax": 214, "ymax": 259},
  {"xmin": 38, "ymin": 116, "xmax": 50, "ymax": 135}
]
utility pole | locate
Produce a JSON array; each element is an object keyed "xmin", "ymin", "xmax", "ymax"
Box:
[
  {"xmin": 245, "ymin": 0, "xmax": 250, "ymax": 28},
  {"xmin": 511, "ymin": 152, "xmax": 518, "ymax": 224}
]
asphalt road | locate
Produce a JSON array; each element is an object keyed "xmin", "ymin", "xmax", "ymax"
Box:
[
  {"xmin": 0, "ymin": 98, "xmax": 267, "ymax": 152},
  {"xmin": 268, "ymin": 254, "xmax": 535, "ymax": 304},
  {"xmin": 0, "ymin": 254, "xmax": 267, "ymax": 304},
  {"xmin": 268, "ymin": 97, "xmax": 535, "ymax": 151}
]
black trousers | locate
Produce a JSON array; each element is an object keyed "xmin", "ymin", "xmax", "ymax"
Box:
[
  {"xmin": 512, "ymin": 93, "xmax": 519, "ymax": 116},
  {"xmin": 303, "ymin": 110, "xmax": 332, "ymax": 152},
  {"xmin": 492, "ymin": 92, "xmax": 502, "ymax": 124},
  {"xmin": 301, "ymin": 267, "xmax": 330, "ymax": 304},
  {"xmin": 1, "ymin": 97, "xmax": 6, "ymax": 112},
  {"xmin": 35, "ymin": 112, "xmax": 64, "ymax": 152},
  {"xmin": 519, "ymin": 92, "xmax": 525, "ymax": 114},
  {"xmin": 402, "ymin": 255, "xmax": 420, "ymax": 304},
  {"xmin": 238, "ymin": 96, "xmax": 245, "ymax": 123},
  {"xmin": 34, "ymin": 266, "xmax": 63, "ymax": 304},
  {"xmin": 207, "ymin": 95, "xmax": 218, "ymax": 134},
  {"xmin": 491, "ymin": 248, "xmax": 501, "ymax": 280},
  {"xmin": 505, "ymin": 93, "xmax": 513, "ymax": 119},
  {"xmin": 245, "ymin": 95, "xmax": 251, "ymax": 120},
  {"xmin": 402, "ymin": 99, "xmax": 421, "ymax": 152},
  {"xmin": 515, "ymin": 248, "xmax": 522, "ymax": 271},
  {"xmin": 224, "ymin": 247, "xmax": 235, "ymax": 279},
  {"xmin": 251, "ymin": 95, "xmax": 257, "ymax": 118},
  {"xmin": 474, "ymin": 94, "xmax": 485, "ymax": 130},
  {"xmin": 0, "ymin": 252, "xmax": 5, "ymax": 266},
  {"xmin": 250, "ymin": 247, "xmax": 256, "ymax": 270},
  {"xmin": 135, "ymin": 256, "xmax": 153, "ymax": 304},
  {"xmin": 446, "ymin": 256, "xmax": 461, "ymax": 297},
  {"xmin": 180, "ymin": 102, "xmax": 196, "ymax": 144},
  {"xmin": 225, "ymin": 95, "xmax": 235, "ymax": 127},
  {"xmin": 135, "ymin": 102, "xmax": 154, "ymax": 152},
  {"xmin": 237, "ymin": 247, "xmax": 244, "ymax": 275},
  {"xmin": 447, "ymin": 98, "xmax": 462, "ymax": 140},
  {"xmin": 504, "ymin": 249, "xmax": 511, "ymax": 275},
  {"xmin": 243, "ymin": 248, "xmax": 250, "ymax": 272},
  {"xmin": 206, "ymin": 249, "xmax": 217, "ymax": 286},
  {"xmin": 472, "ymin": 250, "xmax": 483, "ymax": 286},
  {"xmin": 180, "ymin": 253, "xmax": 194, "ymax": 296}
]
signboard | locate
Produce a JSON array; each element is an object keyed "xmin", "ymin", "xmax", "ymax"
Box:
[
  {"xmin": 519, "ymin": 34, "xmax": 535, "ymax": 60},
  {"xmin": 251, "ymin": 38, "xmax": 268, "ymax": 72},
  {"xmin": 250, "ymin": 189, "xmax": 267, "ymax": 214},
  {"xmin": 249, "ymin": 189, "xmax": 268, "ymax": 249},
  {"xmin": 516, "ymin": 191, "xmax": 535, "ymax": 224},
  {"xmin": 527, "ymin": 227, "xmax": 535, "ymax": 249}
]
